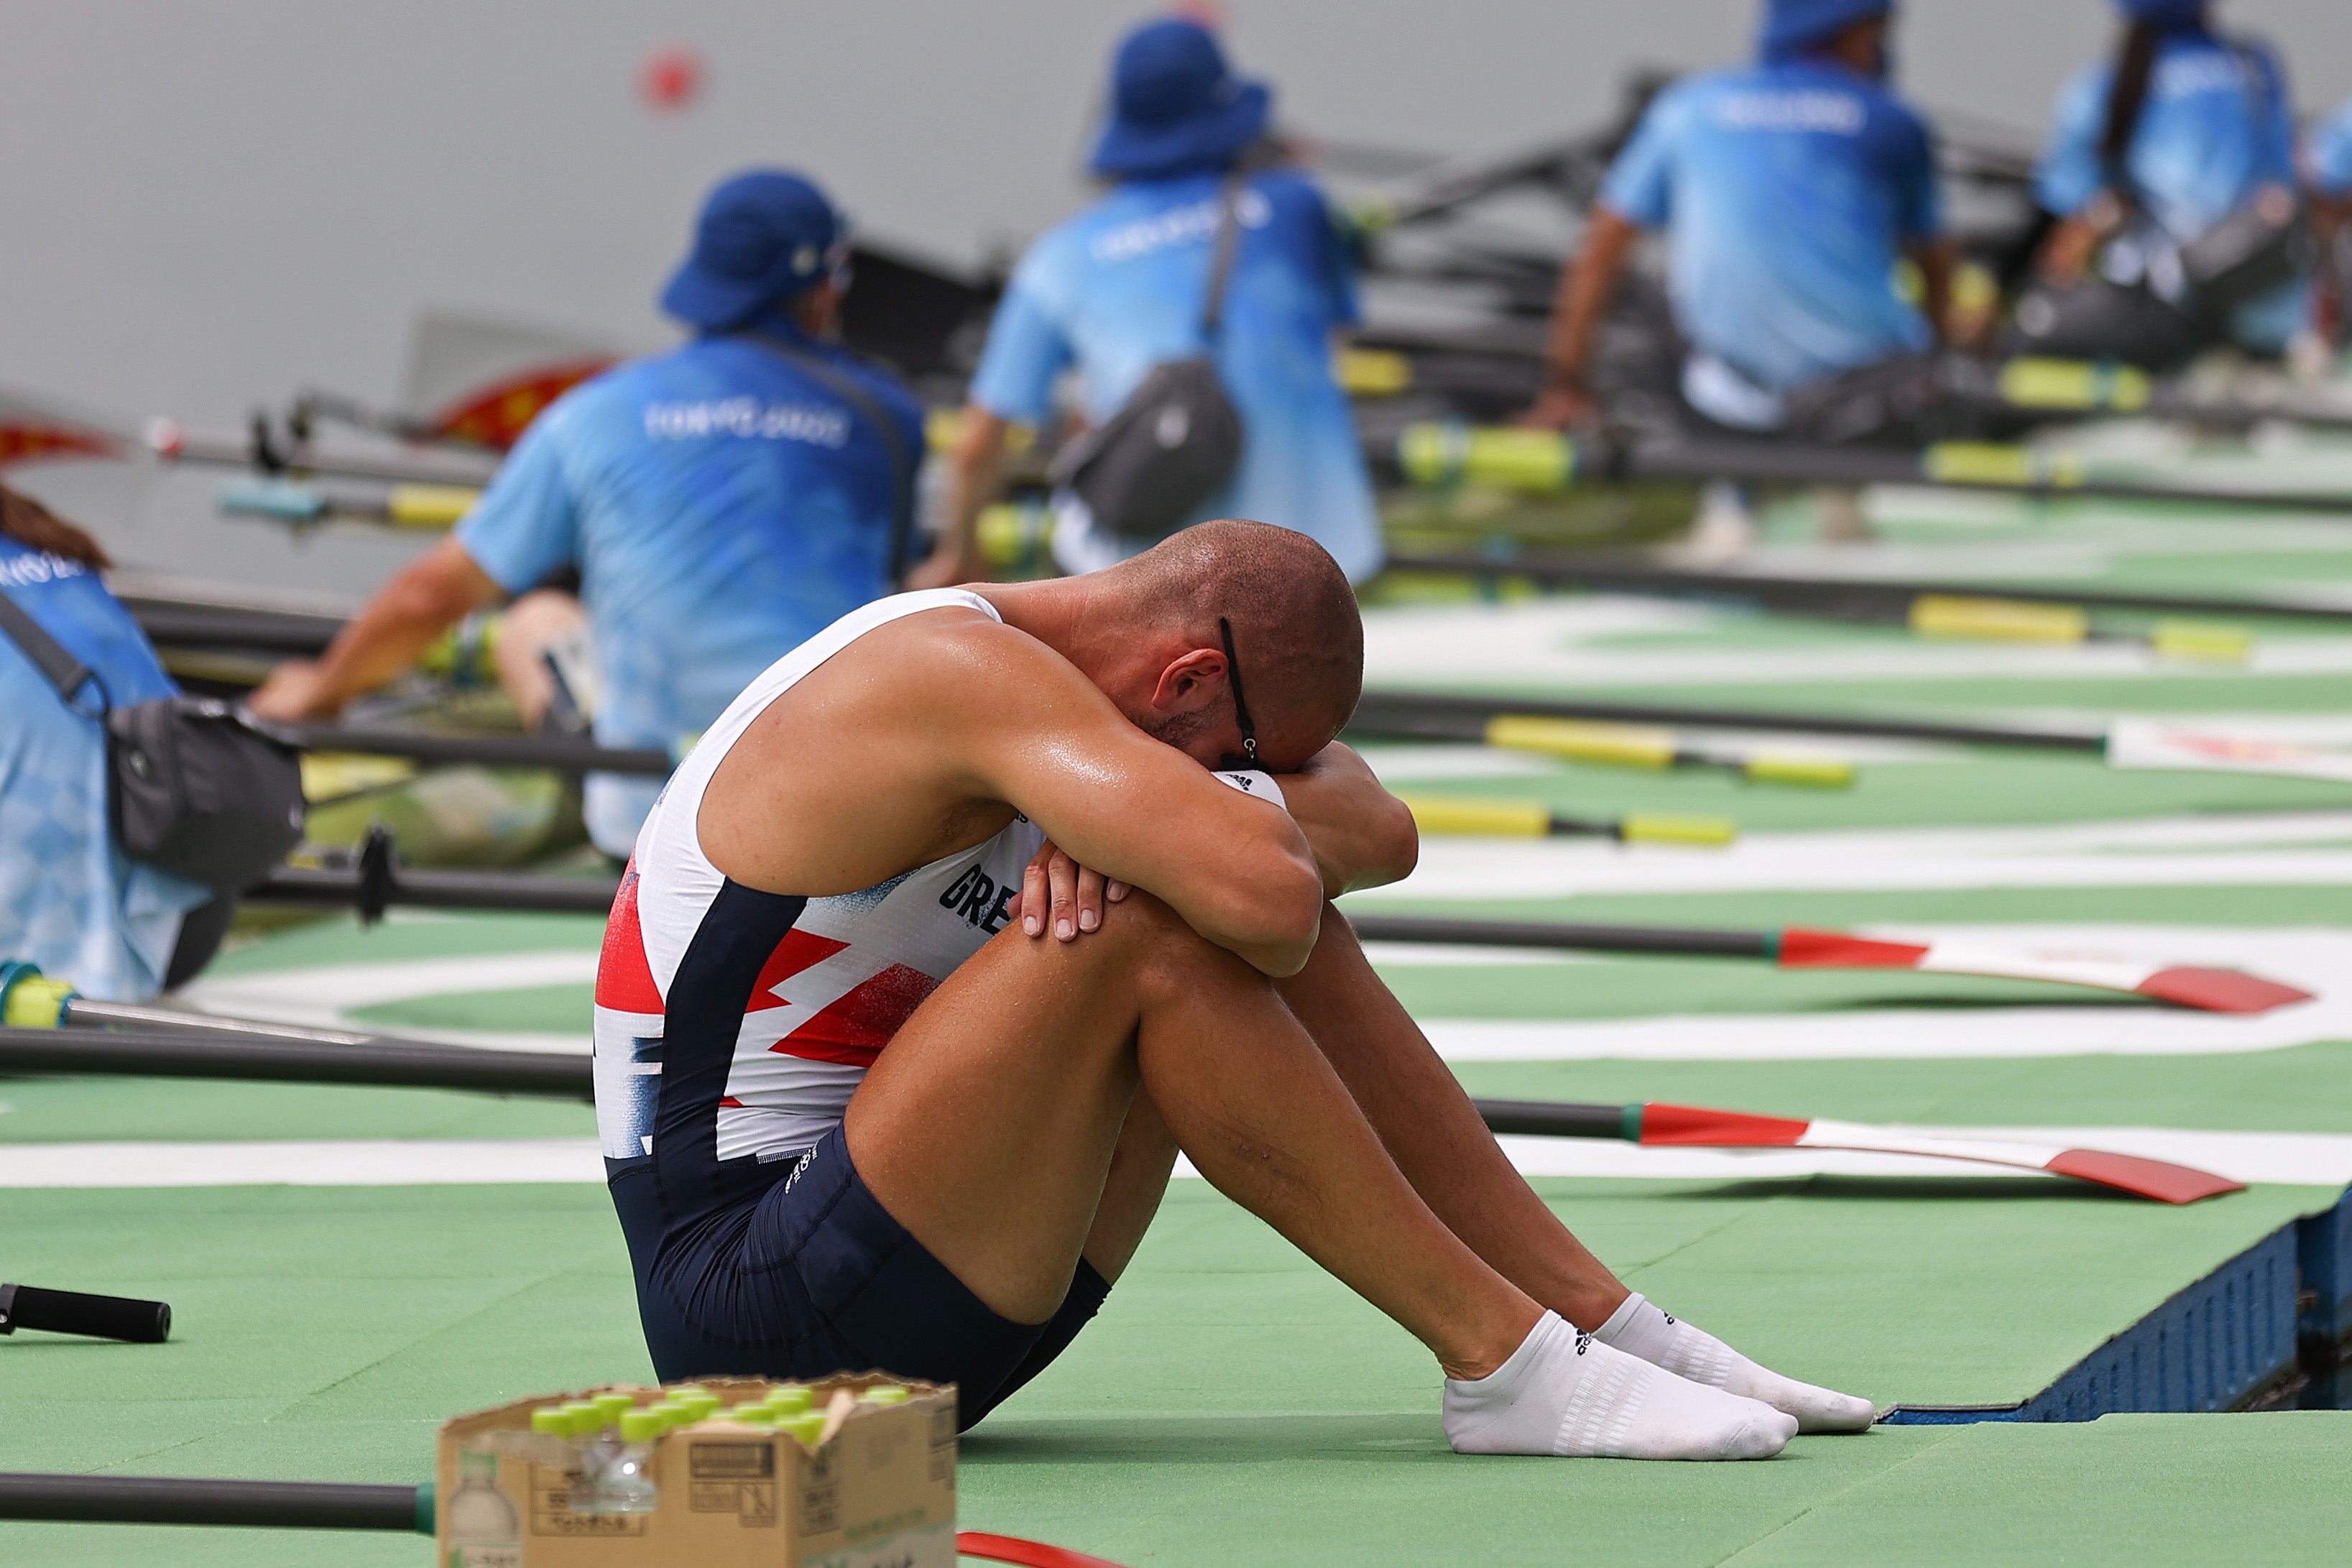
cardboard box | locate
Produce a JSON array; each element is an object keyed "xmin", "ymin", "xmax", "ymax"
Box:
[{"xmin": 435, "ymin": 1374, "xmax": 956, "ymax": 1567}]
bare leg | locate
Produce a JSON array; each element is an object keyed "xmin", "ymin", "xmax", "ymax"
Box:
[
  {"xmin": 842, "ymin": 893, "xmax": 1540, "ymax": 1379},
  {"xmin": 1284, "ymin": 910, "xmax": 1873, "ymax": 1434},
  {"xmin": 1277, "ymin": 910, "xmax": 1628, "ymax": 1328}
]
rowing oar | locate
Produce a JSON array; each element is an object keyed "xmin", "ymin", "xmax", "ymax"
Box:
[
  {"xmin": 0, "ymin": 384, "xmax": 499, "ymax": 487},
  {"xmin": 1395, "ymin": 794, "xmax": 1738, "ymax": 846},
  {"xmin": 1472, "ymin": 1099, "xmax": 2243, "ymax": 1204},
  {"xmin": 1391, "ymin": 550, "xmax": 2279, "ymax": 661},
  {"xmin": 0, "ymin": 1475, "xmax": 1127, "ymax": 1567},
  {"xmin": 1388, "ymin": 423, "xmax": 2352, "ymax": 515},
  {"xmin": 1345, "ymin": 916, "xmax": 2311, "ymax": 1013},
  {"xmin": 226, "ymin": 849, "xmax": 2318, "ymax": 1013},
  {"xmin": 218, "ymin": 476, "xmax": 481, "ymax": 530},
  {"xmin": 0, "ymin": 997, "xmax": 2239, "ymax": 1205},
  {"xmin": 1350, "ymin": 688, "xmax": 2352, "ymax": 787}
]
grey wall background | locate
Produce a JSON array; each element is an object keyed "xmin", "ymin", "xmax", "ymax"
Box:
[{"xmin": 4, "ymin": 0, "xmax": 2348, "ymax": 591}]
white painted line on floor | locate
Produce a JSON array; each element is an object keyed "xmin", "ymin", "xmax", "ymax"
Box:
[
  {"xmin": 6, "ymin": 1127, "xmax": 2345, "ymax": 1190},
  {"xmin": 1349, "ymin": 811, "xmax": 2352, "ymax": 902},
  {"xmin": 0, "ymin": 1138, "xmax": 604, "ymax": 1187}
]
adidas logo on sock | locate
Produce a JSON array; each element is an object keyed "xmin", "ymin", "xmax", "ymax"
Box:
[{"xmin": 1574, "ymin": 1330, "xmax": 1592, "ymax": 1355}]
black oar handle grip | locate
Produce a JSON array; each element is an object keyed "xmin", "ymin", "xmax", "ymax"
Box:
[{"xmin": 0, "ymin": 1283, "xmax": 172, "ymax": 1343}]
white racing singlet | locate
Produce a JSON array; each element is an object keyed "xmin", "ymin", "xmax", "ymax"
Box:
[{"xmin": 591, "ymin": 589, "xmax": 1047, "ymax": 1166}]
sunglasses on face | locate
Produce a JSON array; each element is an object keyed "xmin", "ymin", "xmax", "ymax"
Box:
[{"xmin": 1217, "ymin": 616, "xmax": 1258, "ymax": 773}]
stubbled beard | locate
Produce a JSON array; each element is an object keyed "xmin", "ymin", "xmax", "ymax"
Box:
[{"xmin": 1137, "ymin": 706, "xmax": 1214, "ymax": 751}]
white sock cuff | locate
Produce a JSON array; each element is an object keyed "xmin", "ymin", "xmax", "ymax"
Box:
[
  {"xmin": 1451, "ymin": 1309, "xmax": 1567, "ymax": 1396},
  {"xmin": 1593, "ymin": 1291, "xmax": 1648, "ymax": 1342}
]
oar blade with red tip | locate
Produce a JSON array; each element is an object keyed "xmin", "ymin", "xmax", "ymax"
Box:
[
  {"xmin": 2042, "ymin": 1148, "xmax": 2246, "ymax": 1205},
  {"xmin": 1623, "ymin": 1102, "xmax": 2243, "ymax": 1204},
  {"xmin": 2134, "ymin": 966, "xmax": 2313, "ymax": 1015},
  {"xmin": 1773, "ymin": 927, "xmax": 2308, "ymax": 1015}
]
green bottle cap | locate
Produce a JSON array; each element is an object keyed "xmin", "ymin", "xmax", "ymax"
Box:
[
  {"xmin": 593, "ymin": 1393, "xmax": 635, "ymax": 1422},
  {"xmin": 680, "ymin": 1394, "xmax": 721, "ymax": 1421},
  {"xmin": 765, "ymin": 1385, "xmax": 813, "ymax": 1414},
  {"xmin": 619, "ymin": 1408, "xmax": 664, "ymax": 1444},
  {"xmin": 777, "ymin": 1412, "xmax": 829, "ymax": 1448},
  {"xmin": 668, "ymin": 1384, "xmax": 711, "ymax": 1401},
  {"xmin": 859, "ymin": 1385, "xmax": 910, "ymax": 1405},
  {"xmin": 647, "ymin": 1399, "xmax": 690, "ymax": 1429},
  {"xmin": 530, "ymin": 1406, "xmax": 573, "ymax": 1437}
]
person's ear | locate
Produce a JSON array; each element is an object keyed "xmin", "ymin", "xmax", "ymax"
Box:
[
  {"xmin": 794, "ymin": 281, "xmax": 844, "ymax": 338},
  {"xmin": 1148, "ymin": 647, "xmax": 1227, "ymax": 717}
]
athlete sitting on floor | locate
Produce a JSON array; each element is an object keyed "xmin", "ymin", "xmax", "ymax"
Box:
[{"xmin": 592, "ymin": 519, "xmax": 1873, "ymax": 1459}]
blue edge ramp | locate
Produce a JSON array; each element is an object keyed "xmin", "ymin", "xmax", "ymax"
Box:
[{"xmin": 1886, "ymin": 1186, "xmax": 2352, "ymax": 1424}]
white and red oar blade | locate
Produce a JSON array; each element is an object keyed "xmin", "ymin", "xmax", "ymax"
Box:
[
  {"xmin": 1776, "ymin": 927, "xmax": 2309, "ymax": 1015},
  {"xmin": 2043, "ymin": 1148, "xmax": 2245, "ymax": 1205},
  {"xmin": 2134, "ymin": 966, "xmax": 2312, "ymax": 1015},
  {"xmin": 1637, "ymin": 1106, "xmax": 2245, "ymax": 1204}
]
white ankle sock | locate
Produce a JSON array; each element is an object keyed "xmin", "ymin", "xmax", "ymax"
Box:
[
  {"xmin": 1594, "ymin": 1293, "xmax": 1876, "ymax": 1434},
  {"xmin": 1443, "ymin": 1310, "xmax": 1795, "ymax": 1460}
]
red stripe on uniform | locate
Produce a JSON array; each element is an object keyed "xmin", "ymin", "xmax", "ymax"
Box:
[
  {"xmin": 765, "ymin": 961, "xmax": 939, "ymax": 1064},
  {"xmin": 744, "ymin": 928, "xmax": 852, "ymax": 1010},
  {"xmin": 594, "ymin": 863, "xmax": 666, "ymax": 1012}
]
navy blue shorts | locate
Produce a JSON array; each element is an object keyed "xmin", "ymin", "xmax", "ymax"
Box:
[{"xmin": 611, "ymin": 1130, "xmax": 1108, "ymax": 1432}]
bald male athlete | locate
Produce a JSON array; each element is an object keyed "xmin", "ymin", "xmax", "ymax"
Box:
[{"xmin": 594, "ymin": 520, "xmax": 1871, "ymax": 1459}]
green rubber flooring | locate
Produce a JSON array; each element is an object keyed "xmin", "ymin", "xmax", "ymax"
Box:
[{"xmin": 15, "ymin": 471, "xmax": 2352, "ymax": 1562}]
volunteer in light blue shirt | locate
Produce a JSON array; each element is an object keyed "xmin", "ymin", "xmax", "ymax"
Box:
[
  {"xmin": 926, "ymin": 17, "xmax": 1382, "ymax": 585},
  {"xmin": 0, "ymin": 490, "xmax": 213, "ymax": 1000},
  {"xmin": 1525, "ymin": 0, "xmax": 1950, "ymax": 433},
  {"xmin": 2029, "ymin": 0, "xmax": 2304, "ymax": 354},
  {"xmin": 253, "ymin": 169, "xmax": 922, "ymax": 858}
]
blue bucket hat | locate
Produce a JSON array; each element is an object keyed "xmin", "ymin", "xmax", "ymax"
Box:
[
  {"xmin": 660, "ymin": 169, "xmax": 849, "ymax": 331},
  {"xmin": 1759, "ymin": 0, "xmax": 1892, "ymax": 62},
  {"xmin": 2113, "ymin": 0, "xmax": 2205, "ymax": 27},
  {"xmin": 1088, "ymin": 18, "xmax": 1271, "ymax": 180}
]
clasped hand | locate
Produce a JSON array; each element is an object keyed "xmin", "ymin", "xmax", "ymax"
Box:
[{"xmin": 1007, "ymin": 840, "xmax": 1130, "ymax": 943}]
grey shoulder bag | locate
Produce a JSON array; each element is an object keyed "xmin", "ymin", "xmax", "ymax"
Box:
[
  {"xmin": 0, "ymin": 586, "xmax": 304, "ymax": 893},
  {"xmin": 1048, "ymin": 176, "xmax": 1248, "ymax": 545}
]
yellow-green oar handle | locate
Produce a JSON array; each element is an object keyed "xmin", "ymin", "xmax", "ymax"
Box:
[
  {"xmin": 384, "ymin": 484, "xmax": 481, "ymax": 529},
  {"xmin": 2147, "ymin": 619, "xmax": 2254, "ymax": 664},
  {"xmin": 1398, "ymin": 795, "xmax": 1554, "ymax": 837},
  {"xmin": 1485, "ymin": 715, "xmax": 1677, "ymax": 770},
  {"xmin": 1740, "ymin": 753, "xmax": 1857, "ymax": 789},
  {"xmin": 1909, "ymin": 594, "xmax": 2088, "ymax": 645},
  {"xmin": 0, "ymin": 965, "xmax": 77, "ymax": 1029},
  {"xmin": 1617, "ymin": 813, "xmax": 1740, "ymax": 847}
]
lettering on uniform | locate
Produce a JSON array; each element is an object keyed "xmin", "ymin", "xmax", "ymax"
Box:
[
  {"xmin": 1090, "ymin": 189, "xmax": 1273, "ymax": 264},
  {"xmin": 642, "ymin": 398, "xmax": 853, "ymax": 446},
  {"xmin": 939, "ymin": 866, "xmax": 1018, "ymax": 934},
  {"xmin": 0, "ymin": 551, "xmax": 90, "ymax": 589},
  {"xmin": 1712, "ymin": 90, "xmax": 1866, "ymax": 136}
]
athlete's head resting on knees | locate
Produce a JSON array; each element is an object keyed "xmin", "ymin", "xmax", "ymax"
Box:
[{"xmin": 1066, "ymin": 517, "xmax": 1362, "ymax": 773}]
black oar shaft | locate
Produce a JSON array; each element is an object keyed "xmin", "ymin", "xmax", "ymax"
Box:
[
  {"xmin": 1350, "ymin": 688, "xmax": 2108, "ymax": 754},
  {"xmin": 0, "ymin": 1284, "xmax": 171, "ymax": 1343},
  {"xmin": 0, "ymin": 1473, "xmax": 423, "ymax": 1533},
  {"xmin": 1349, "ymin": 913, "xmax": 1768, "ymax": 958},
  {"xmin": 1470, "ymin": 1099, "xmax": 1635, "ymax": 1139},
  {"xmin": 0, "ymin": 1026, "xmax": 591, "ymax": 1099},
  {"xmin": 246, "ymin": 864, "xmax": 618, "ymax": 916},
  {"xmin": 1389, "ymin": 551, "xmax": 2352, "ymax": 627},
  {"xmin": 287, "ymin": 724, "xmax": 671, "ymax": 775}
]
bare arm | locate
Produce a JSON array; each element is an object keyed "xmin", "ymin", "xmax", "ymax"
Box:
[
  {"xmin": 1278, "ymin": 743, "xmax": 1419, "ymax": 898},
  {"xmin": 1520, "ymin": 206, "xmax": 1641, "ymax": 428},
  {"xmin": 1906, "ymin": 237, "xmax": 1957, "ymax": 349},
  {"xmin": 247, "ymin": 535, "xmax": 502, "ymax": 721},
  {"xmin": 964, "ymin": 654, "xmax": 1327, "ymax": 974},
  {"xmin": 905, "ymin": 405, "xmax": 1005, "ymax": 591}
]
